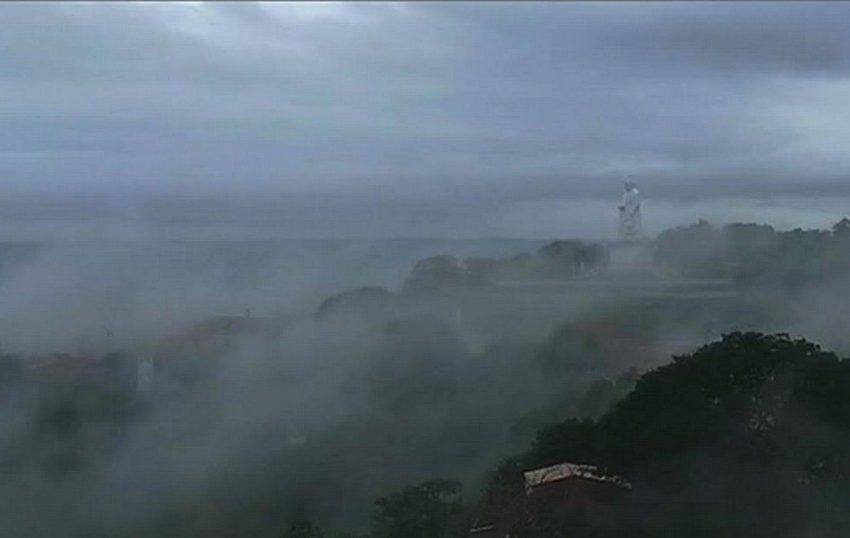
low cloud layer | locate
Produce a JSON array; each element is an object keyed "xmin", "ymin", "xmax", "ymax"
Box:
[{"xmin": 2, "ymin": 2, "xmax": 850, "ymax": 236}]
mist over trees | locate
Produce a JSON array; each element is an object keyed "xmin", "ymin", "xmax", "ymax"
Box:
[
  {"xmin": 1, "ymin": 218, "xmax": 850, "ymax": 536},
  {"xmin": 6, "ymin": 2, "xmax": 850, "ymax": 535},
  {"xmin": 654, "ymin": 219, "xmax": 850, "ymax": 286}
]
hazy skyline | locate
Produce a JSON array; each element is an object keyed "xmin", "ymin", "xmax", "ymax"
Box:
[{"xmin": 2, "ymin": 2, "xmax": 850, "ymax": 237}]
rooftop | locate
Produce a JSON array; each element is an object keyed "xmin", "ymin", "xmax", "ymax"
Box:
[{"xmin": 523, "ymin": 462, "xmax": 631, "ymax": 493}]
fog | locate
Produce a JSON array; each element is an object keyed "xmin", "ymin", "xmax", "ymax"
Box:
[
  {"xmin": 3, "ymin": 2, "xmax": 850, "ymax": 537},
  {"xmin": 3, "ymin": 218, "xmax": 849, "ymax": 536},
  {"xmin": 1, "ymin": 193, "xmax": 850, "ymax": 241},
  {"xmin": 0, "ymin": 236, "xmax": 606, "ymax": 535},
  {"xmin": 0, "ymin": 237, "xmax": 541, "ymax": 353}
]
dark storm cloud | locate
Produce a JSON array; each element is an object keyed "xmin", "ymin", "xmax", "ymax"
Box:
[{"xmin": 1, "ymin": 1, "xmax": 850, "ymax": 234}]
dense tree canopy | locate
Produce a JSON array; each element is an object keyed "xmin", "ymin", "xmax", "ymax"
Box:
[
  {"xmin": 498, "ymin": 332, "xmax": 850, "ymax": 537},
  {"xmin": 370, "ymin": 479, "xmax": 466, "ymax": 538},
  {"xmin": 655, "ymin": 218, "xmax": 850, "ymax": 286}
]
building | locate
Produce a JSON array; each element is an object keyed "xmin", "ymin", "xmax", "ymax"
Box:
[{"xmin": 470, "ymin": 461, "xmax": 631, "ymax": 537}]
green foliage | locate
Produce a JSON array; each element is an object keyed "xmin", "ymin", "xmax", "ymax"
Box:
[
  {"xmin": 654, "ymin": 219, "xmax": 726, "ymax": 277},
  {"xmin": 406, "ymin": 240, "xmax": 610, "ymax": 289},
  {"xmin": 282, "ymin": 520, "xmax": 325, "ymax": 538},
  {"xmin": 656, "ymin": 218, "xmax": 850, "ymax": 285},
  {"xmin": 833, "ymin": 217, "xmax": 850, "ymax": 239},
  {"xmin": 528, "ymin": 418, "xmax": 597, "ymax": 470},
  {"xmin": 315, "ymin": 287, "xmax": 393, "ymax": 319},
  {"xmin": 496, "ymin": 332, "xmax": 850, "ymax": 536},
  {"xmin": 723, "ymin": 222, "xmax": 779, "ymax": 282},
  {"xmin": 524, "ymin": 332, "xmax": 850, "ymax": 472},
  {"xmin": 538, "ymin": 241, "xmax": 608, "ymax": 279},
  {"xmin": 485, "ymin": 457, "xmax": 525, "ymax": 496},
  {"xmin": 402, "ymin": 255, "xmax": 472, "ymax": 296},
  {"xmin": 354, "ymin": 328, "xmax": 850, "ymax": 537},
  {"xmin": 370, "ymin": 479, "xmax": 465, "ymax": 538},
  {"xmin": 575, "ymin": 369, "xmax": 640, "ymax": 420}
]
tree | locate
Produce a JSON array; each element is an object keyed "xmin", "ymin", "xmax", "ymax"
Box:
[
  {"xmin": 832, "ymin": 217, "xmax": 850, "ymax": 239},
  {"xmin": 370, "ymin": 479, "xmax": 465, "ymax": 538},
  {"xmin": 402, "ymin": 256, "xmax": 471, "ymax": 296},
  {"xmin": 505, "ymin": 332, "xmax": 850, "ymax": 537},
  {"xmin": 653, "ymin": 219, "xmax": 726, "ymax": 277},
  {"xmin": 282, "ymin": 520, "xmax": 324, "ymax": 538}
]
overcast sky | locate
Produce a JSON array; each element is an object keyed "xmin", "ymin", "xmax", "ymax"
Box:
[{"xmin": 2, "ymin": 1, "xmax": 850, "ymax": 238}]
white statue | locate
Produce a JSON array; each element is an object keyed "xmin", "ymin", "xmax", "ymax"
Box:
[{"xmin": 618, "ymin": 180, "xmax": 642, "ymax": 241}]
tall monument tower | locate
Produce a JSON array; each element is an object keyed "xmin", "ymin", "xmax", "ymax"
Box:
[{"xmin": 618, "ymin": 180, "xmax": 642, "ymax": 241}]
